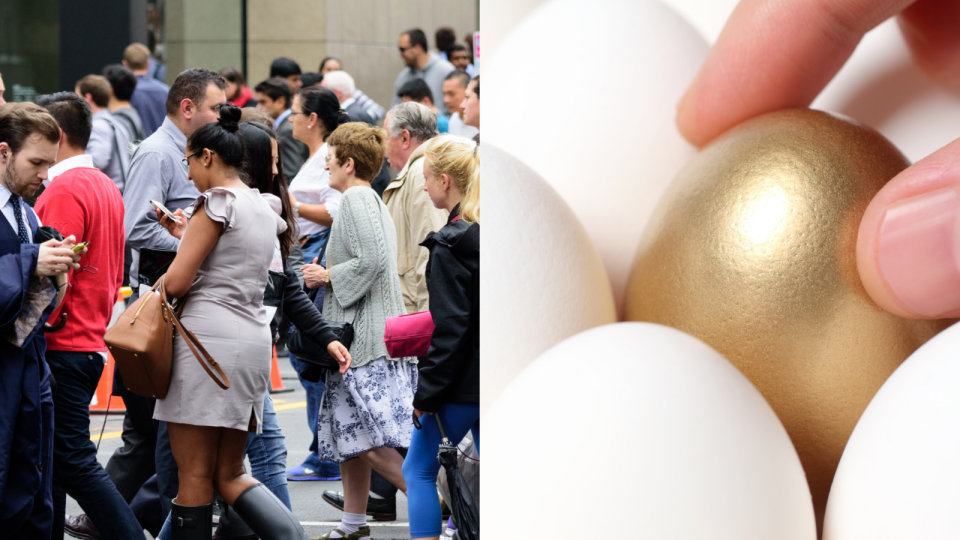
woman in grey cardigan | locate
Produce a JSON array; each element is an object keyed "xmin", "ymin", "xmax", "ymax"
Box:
[{"xmin": 305, "ymin": 122, "xmax": 416, "ymax": 540}]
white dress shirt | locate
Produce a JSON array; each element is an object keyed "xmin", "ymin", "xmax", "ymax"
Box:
[
  {"xmin": 0, "ymin": 182, "xmax": 38, "ymax": 242},
  {"xmin": 448, "ymin": 112, "xmax": 480, "ymax": 139},
  {"xmin": 288, "ymin": 143, "xmax": 342, "ymax": 238},
  {"xmin": 45, "ymin": 154, "xmax": 94, "ymax": 186}
]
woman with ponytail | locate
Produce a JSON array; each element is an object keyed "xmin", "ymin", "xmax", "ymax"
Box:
[
  {"xmin": 402, "ymin": 134, "xmax": 480, "ymax": 540},
  {"xmin": 284, "ymin": 85, "xmax": 353, "ymax": 485},
  {"xmin": 153, "ymin": 105, "xmax": 316, "ymax": 540},
  {"xmin": 287, "ymin": 85, "xmax": 351, "ymax": 266}
]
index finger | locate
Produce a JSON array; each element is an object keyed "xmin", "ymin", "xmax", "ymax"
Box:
[{"xmin": 677, "ymin": 0, "xmax": 914, "ymax": 147}]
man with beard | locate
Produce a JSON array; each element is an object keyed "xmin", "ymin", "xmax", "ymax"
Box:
[
  {"xmin": 0, "ymin": 102, "xmax": 83, "ymax": 537},
  {"xmin": 392, "ymin": 28, "xmax": 455, "ymax": 115}
]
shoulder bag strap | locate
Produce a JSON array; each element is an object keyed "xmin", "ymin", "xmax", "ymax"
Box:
[
  {"xmin": 157, "ymin": 279, "xmax": 230, "ymax": 390},
  {"xmin": 105, "ymin": 117, "xmax": 128, "ymax": 189},
  {"xmin": 316, "ymin": 232, "xmax": 332, "ymax": 268}
]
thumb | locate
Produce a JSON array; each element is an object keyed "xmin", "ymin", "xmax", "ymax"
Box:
[
  {"xmin": 312, "ymin": 257, "xmax": 318, "ymax": 264},
  {"xmin": 858, "ymin": 137, "xmax": 960, "ymax": 319}
]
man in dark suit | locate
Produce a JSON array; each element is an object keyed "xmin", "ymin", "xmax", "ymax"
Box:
[
  {"xmin": 254, "ymin": 78, "xmax": 309, "ymax": 181},
  {"xmin": 0, "ymin": 102, "xmax": 83, "ymax": 537}
]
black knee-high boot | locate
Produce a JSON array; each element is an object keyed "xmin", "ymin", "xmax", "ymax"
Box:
[
  {"xmin": 213, "ymin": 498, "xmax": 258, "ymax": 539},
  {"xmin": 231, "ymin": 484, "xmax": 308, "ymax": 540},
  {"xmin": 170, "ymin": 499, "xmax": 213, "ymax": 540}
]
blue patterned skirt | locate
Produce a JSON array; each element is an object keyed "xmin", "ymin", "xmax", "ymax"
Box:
[{"xmin": 316, "ymin": 357, "xmax": 418, "ymax": 462}]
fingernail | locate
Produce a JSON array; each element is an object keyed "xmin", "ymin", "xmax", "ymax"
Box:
[{"xmin": 877, "ymin": 187, "xmax": 960, "ymax": 317}]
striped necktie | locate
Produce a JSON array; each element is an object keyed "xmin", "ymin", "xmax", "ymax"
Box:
[{"xmin": 9, "ymin": 194, "xmax": 29, "ymax": 243}]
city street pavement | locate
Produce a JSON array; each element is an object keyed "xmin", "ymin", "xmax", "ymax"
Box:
[{"xmin": 69, "ymin": 357, "xmax": 412, "ymax": 539}]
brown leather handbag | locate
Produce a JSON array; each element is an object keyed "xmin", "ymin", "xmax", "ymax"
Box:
[{"xmin": 104, "ymin": 277, "xmax": 229, "ymax": 399}]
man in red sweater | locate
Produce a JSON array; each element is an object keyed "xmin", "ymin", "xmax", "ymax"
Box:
[{"xmin": 34, "ymin": 92, "xmax": 143, "ymax": 539}]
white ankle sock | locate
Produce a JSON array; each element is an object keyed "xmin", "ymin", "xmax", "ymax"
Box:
[{"xmin": 331, "ymin": 511, "xmax": 367, "ymax": 536}]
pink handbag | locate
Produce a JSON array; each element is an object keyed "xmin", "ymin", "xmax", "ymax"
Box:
[{"xmin": 384, "ymin": 311, "xmax": 435, "ymax": 358}]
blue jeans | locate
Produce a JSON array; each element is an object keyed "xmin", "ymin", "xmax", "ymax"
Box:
[
  {"xmin": 402, "ymin": 403, "xmax": 480, "ymax": 538},
  {"xmin": 288, "ymin": 354, "xmax": 341, "ymax": 477},
  {"xmin": 157, "ymin": 395, "xmax": 291, "ymax": 539},
  {"xmin": 299, "ymin": 228, "xmax": 329, "ymax": 268},
  {"xmin": 244, "ymin": 395, "xmax": 291, "ymax": 508},
  {"xmin": 47, "ymin": 351, "xmax": 143, "ymax": 540}
]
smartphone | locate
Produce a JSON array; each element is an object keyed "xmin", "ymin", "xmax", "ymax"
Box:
[
  {"xmin": 71, "ymin": 241, "xmax": 89, "ymax": 253},
  {"xmin": 150, "ymin": 199, "xmax": 181, "ymax": 225}
]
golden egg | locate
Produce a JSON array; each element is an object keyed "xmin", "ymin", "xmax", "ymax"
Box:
[{"xmin": 624, "ymin": 109, "xmax": 953, "ymax": 532}]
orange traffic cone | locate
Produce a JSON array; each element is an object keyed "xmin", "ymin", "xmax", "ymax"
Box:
[
  {"xmin": 269, "ymin": 345, "xmax": 294, "ymax": 394},
  {"xmin": 90, "ymin": 352, "xmax": 126, "ymax": 414}
]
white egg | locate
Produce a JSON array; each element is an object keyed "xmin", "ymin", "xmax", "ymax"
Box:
[
  {"xmin": 823, "ymin": 321, "xmax": 960, "ymax": 539},
  {"xmin": 481, "ymin": 144, "xmax": 616, "ymax": 416},
  {"xmin": 485, "ymin": 0, "xmax": 708, "ymax": 314},
  {"xmin": 481, "ymin": 0, "xmax": 549, "ymax": 63},
  {"xmin": 484, "ymin": 323, "xmax": 816, "ymax": 539}
]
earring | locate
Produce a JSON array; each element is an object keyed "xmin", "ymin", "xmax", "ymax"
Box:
[{"xmin": 204, "ymin": 161, "xmax": 210, "ymax": 167}]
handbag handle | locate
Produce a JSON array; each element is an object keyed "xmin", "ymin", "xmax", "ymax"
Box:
[{"xmin": 156, "ymin": 278, "xmax": 231, "ymax": 390}]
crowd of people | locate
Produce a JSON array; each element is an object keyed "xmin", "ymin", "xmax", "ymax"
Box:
[{"xmin": 0, "ymin": 24, "xmax": 479, "ymax": 540}]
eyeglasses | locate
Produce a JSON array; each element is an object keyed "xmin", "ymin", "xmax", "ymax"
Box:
[
  {"xmin": 289, "ymin": 111, "xmax": 308, "ymax": 116},
  {"xmin": 181, "ymin": 150, "xmax": 209, "ymax": 172}
]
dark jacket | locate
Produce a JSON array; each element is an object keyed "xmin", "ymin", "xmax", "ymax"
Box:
[
  {"xmin": 414, "ymin": 206, "xmax": 479, "ymax": 412},
  {"xmin": 271, "ymin": 259, "xmax": 337, "ymax": 348},
  {"xmin": 276, "ymin": 115, "xmax": 309, "ymax": 181},
  {"xmin": 0, "ymin": 205, "xmax": 55, "ymax": 535}
]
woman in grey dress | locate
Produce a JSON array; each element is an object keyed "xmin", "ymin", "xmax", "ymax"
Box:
[
  {"xmin": 302, "ymin": 122, "xmax": 417, "ymax": 540},
  {"xmin": 153, "ymin": 106, "xmax": 333, "ymax": 540}
]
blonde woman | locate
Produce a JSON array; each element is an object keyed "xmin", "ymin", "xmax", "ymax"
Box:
[{"xmin": 402, "ymin": 135, "xmax": 480, "ymax": 540}]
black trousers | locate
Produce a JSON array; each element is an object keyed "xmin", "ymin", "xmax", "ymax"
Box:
[
  {"xmin": 105, "ymin": 371, "xmax": 178, "ymax": 536},
  {"xmin": 47, "ymin": 351, "xmax": 142, "ymax": 539}
]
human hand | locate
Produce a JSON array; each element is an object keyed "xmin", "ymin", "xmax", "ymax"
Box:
[
  {"xmin": 35, "ymin": 236, "xmax": 81, "ymax": 277},
  {"xmin": 156, "ymin": 208, "xmax": 187, "ymax": 239},
  {"xmin": 413, "ymin": 408, "xmax": 432, "ymax": 419},
  {"xmin": 678, "ymin": 0, "xmax": 960, "ymax": 319},
  {"xmin": 327, "ymin": 340, "xmax": 352, "ymax": 374},
  {"xmin": 301, "ymin": 261, "xmax": 326, "ymax": 290}
]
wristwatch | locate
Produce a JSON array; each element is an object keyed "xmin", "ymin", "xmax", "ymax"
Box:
[
  {"xmin": 293, "ymin": 202, "xmax": 301, "ymax": 219},
  {"xmin": 324, "ymin": 270, "xmax": 331, "ymax": 285}
]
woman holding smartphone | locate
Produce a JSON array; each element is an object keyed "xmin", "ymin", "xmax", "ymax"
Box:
[{"xmin": 153, "ymin": 105, "xmax": 317, "ymax": 540}]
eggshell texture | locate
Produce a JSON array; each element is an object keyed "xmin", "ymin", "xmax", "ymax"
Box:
[
  {"xmin": 485, "ymin": 0, "xmax": 708, "ymax": 314},
  {"xmin": 822, "ymin": 321, "xmax": 960, "ymax": 539},
  {"xmin": 481, "ymin": 144, "xmax": 616, "ymax": 415},
  {"xmin": 481, "ymin": 0, "xmax": 549, "ymax": 62},
  {"xmin": 623, "ymin": 109, "xmax": 954, "ymax": 531},
  {"xmin": 485, "ymin": 323, "xmax": 816, "ymax": 539}
]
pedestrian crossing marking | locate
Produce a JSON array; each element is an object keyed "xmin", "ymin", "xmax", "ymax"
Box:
[{"xmin": 274, "ymin": 400, "xmax": 307, "ymax": 411}]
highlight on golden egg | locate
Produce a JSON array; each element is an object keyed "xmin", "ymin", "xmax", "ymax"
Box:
[{"xmin": 624, "ymin": 108, "xmax": 954, "ymax": 532}]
